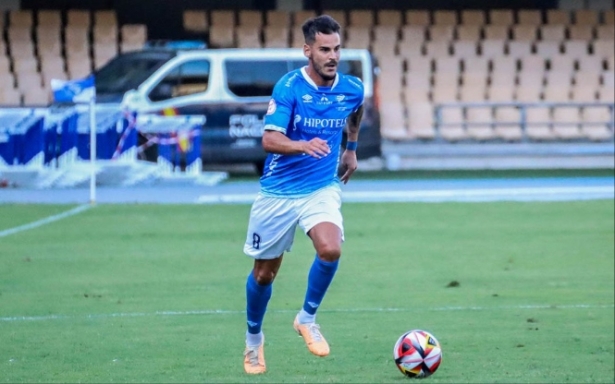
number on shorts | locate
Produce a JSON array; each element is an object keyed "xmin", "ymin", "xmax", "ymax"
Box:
[{"xmin": 252, "ymin": 233, "xmax": 261, "ymax": 249}]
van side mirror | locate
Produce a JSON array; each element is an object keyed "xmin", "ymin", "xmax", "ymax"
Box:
[{"xmin": 149, "ymin": 83, "xmax": 174, "ymax": 101}]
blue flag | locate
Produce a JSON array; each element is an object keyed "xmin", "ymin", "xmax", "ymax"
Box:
[{"xmin": 51, "ymin": 75, "xmax": 96, "ymax": 103}]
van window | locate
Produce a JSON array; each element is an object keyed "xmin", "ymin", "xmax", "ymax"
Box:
[
  {"xmin": 225, "ymin": 60, "xmax": 289, "ymax": 97},
  {"xmin": 149, "ymin": 59, "xmax": 210, "ymax": 102},
  {"xmin": 95, "ymin": 51, "xmax": 172, "ymax": 95}
]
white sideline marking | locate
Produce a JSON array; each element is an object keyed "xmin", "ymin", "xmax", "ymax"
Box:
[
  {"xmin": 0, "ymin": 204, "xmax": 92, "ymax": 238},
  {"xmin": 196, "ymin": 186, "xmax": 615, "ymax": 204},
  {"xmin": 1, "ymin": 303, "xmax": 612, "ymax": 323}
]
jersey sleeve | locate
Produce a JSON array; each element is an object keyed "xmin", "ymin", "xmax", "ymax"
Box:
[
  {"xmin": 349, "ymin": 76, "xmax": 365, "ymax": 112},
  {"xmin": 263, "ymin": 78, "xmax": 295, "ymax": 134}
]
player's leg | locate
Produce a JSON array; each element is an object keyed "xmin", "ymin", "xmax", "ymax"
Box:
[
  {"xmin": 243, "ymin": 195, "xmax": 298, "ymax": 373},
  {"xmin": 294, "ymin": 186, "xmax": 344, "ymax": 357},
  {"xmin": 244, "ymin": 256, "xmax": 283, "ymax": 374}
]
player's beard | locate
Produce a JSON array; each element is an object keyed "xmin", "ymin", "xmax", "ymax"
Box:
[{"xmin": 314, "ymin": 60, "xmax": 337, "ymax": 81}]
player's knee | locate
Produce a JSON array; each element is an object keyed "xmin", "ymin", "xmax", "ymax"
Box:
[
  {"xmin": 254, "ymin": 269, "xmax": 277, "ymax": 285},
  {"xmin": 317, "ymin": 244, "xmax": 341, "ymax": 262}
]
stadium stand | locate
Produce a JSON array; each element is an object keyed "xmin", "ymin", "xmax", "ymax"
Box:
[{"xmin": 0, "ymin": 3, "xmax": 612, "ymax": 148}]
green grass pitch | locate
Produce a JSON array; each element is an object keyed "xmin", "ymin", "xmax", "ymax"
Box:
[{"xmin": 0, "ymin": 200, "xmax": 613, "ymax": 383}]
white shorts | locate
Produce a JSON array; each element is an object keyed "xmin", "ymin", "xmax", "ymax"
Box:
[{"xmin": 243, "ymin": 185, "xmax": 344, "ymax": 259}]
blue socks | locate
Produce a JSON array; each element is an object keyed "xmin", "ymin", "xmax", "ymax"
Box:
[
  {"xmin": 302, "ymin": 255, "xmax": 339, "ymax": 317},
  {"xmin": 246, "ymin": 272, "xmax": 272, "ymax": 340}
]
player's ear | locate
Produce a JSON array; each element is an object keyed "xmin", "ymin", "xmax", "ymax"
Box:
[{"xmin": 303, "ymin": 44, "xmax": 310, "ymax": 59}]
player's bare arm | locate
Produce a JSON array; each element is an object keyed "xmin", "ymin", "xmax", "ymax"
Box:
[
  {"xmin": 262, "ymin": 130, "xmax": 331, "ymax": 159},
  {"xmin": 339, "ymin": 105, "xmax": 364, "ymax": 184}
]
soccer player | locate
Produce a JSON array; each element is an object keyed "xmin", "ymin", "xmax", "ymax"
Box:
[{"xmin": 242, "ymin": 15, "xmax": 364, "ymax": 374}]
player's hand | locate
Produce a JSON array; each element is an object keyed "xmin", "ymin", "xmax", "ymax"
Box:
[
  {"xmin": 339, "ymin": 149, "xmax": 358, "ymax": 184},
  {"xmin": 301, "ymin": 138, "xmax": 330, "ymax": 159}
]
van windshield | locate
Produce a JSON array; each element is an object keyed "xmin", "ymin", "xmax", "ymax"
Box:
[
  {"xmin": 225, "ymin": 59, "xmax": 364, "ymax": 98},
  {"xmin": 95, "ymin": 51, "xmax": 174, "ymax": 95}
]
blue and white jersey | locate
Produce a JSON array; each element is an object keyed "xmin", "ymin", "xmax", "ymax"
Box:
[{"xmin": 261, "ymin": 67, "xmax": 364, "ymax": 197}]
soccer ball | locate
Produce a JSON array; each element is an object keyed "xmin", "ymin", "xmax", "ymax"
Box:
[{"xmin": 393, "ymin": 329, "xmax": 442, "ymax": 378}]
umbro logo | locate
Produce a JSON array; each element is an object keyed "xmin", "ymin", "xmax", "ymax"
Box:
[
  {"xmin": 302, "ymin": 94, "xmax": 313, "ymax": 102},
  {"xmin": 247, "ymin": 321, "xmax": 259, "ymax": 327},
  {"xmin": 307, "ymin": 302, "xmax": 320, "ymax": 308}
]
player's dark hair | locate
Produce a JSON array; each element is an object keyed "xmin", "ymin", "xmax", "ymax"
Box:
[{"xmin": 302, "ymin": 15, "xmax": 341, "ymax": 45}]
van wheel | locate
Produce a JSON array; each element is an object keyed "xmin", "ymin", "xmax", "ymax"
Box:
[{"xmin": 254, "ymin": 160, "xmax": 265, "ymax": 176}]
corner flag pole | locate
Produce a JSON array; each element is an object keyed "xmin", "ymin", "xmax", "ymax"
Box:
[{"xmin": 89, "ymin": 94, "xmax": 96, "ymax": 204}]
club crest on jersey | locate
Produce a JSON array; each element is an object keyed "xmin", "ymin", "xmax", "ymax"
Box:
[
  {"xmin": 266, "ymin": 99, "xmax": 277, "ymax": 115},
  {"xmin": 336, "ymin": 95, "xmax": 345, "ymax": 102}
]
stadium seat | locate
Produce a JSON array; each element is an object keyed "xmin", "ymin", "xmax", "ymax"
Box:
[
  {"xmin": 209, "ymin": 10, "xmax": 236, "ymax": 48},
  {"xmin": 94, "ymin": 10, "xmax": 118, "ymax": 27},
  {"xmin": 439, "ymin": 107, "xmax": 467, "ymax": 141},
  {"xmin": 434, "ymin": 57, "xmax": 460, "ymax": 74},
  {"xmin": 596, "ymin": 25, "xmax": 615, "ymax": 40},
  {"xmin": 515, "ymin": 84, "xmax": 543, "ymax": 103},
  {"xmin": 238, "ymin": 10, "xmax": 263, "ymax": 27},
  {"xmin": 571, "ymin": 85, "xmax": 598, "ymax": 102},
  {"xmin": 12, "ymin": 57, "xmax": 38, "ymax": 77},
  {"xmin": 424, "ymin": 40, "xmax": 451, "ymax": 57},
  {"xmin": 459, "ymin": 82, "xmax": 486, "ymax": 102},
  {"xmin": 433, "ymin": 10, "xmax": 457, "ymax": 25},
  {"xmin": 543, "ymin": 85, "xmax": 572, "ymax": 102},
  {"xmin": 93, "ymin": 24, "xmax": 118, "ymax": 45},
  {"xmin": 16, "ymin": 72, "xmax": 42, "ymax": 93},
  {"xmin": 36, "ymin": 26, "xmax": 62, "ymax": 59},
  {"xmin": 380, "ymin": 101, "xmax": 409, "ymax": 140},
  {"xmin": 405, "ymin": 87, "xmax": 431, "ymax": 103},
  {"xmin": 540, "ymin": 25, "xmax": 566, "ymax": 41},
  {"xmin": 489, "ymin": 10, "xmax": 514, "ymax": 26},
  {"xmin": 397, "ymin": 39, "xmax": 424, "ymax": 59},
  {"xmin": 67, "ymin": 10, "xmax": 90, "ymax": 27},
  {"xmin": 456, "ymin": 25, "xmax": 482, "ymax": 41},
  {"xmin": 345, "ymin": 26, "xmax": 371, "ymax": 49},
  {"xmin": 574, "ymin": 9, "xmax": 599, "ymax": 26},
  {"xmin": 263, "ymin": 26, "xmax": 289, "ymax": 48},
  {"xmin": 511, "ymin": 25, "xmax": 537, "ymax": 41},
  {"xmin": 121, "ymin": 24, "xmax": 148, "ymax": 52},
  {"xmin": 452, "ymin": 40, "xmax": 478, "ymax": 58},
  {"xmin": 40, "ymin": 56, "xmax": 66, "ymax": 83},
  {"xmin": 429, "ymin": 25, "xmax": 454, "ymax": 41},
  {"xmin": 406, "ymin": 56, "xmax": 432, "ymax": 73},
  {"xmin": 405, "ymin": 10, "xmax": 431, "ymax": 26},
  {"xmin": 405, "ymin": 101, "xmax": 435, "ymax": 139},
  {"xmin": 463, "ymin": 57, "xmax": 489, "ymax": 74},
  {"xmin": 236, "ymin": 26, "xmax": 262, "ymax": 48},
  {"xmin": 183, "ymin": 10, "xmax": 208, "ymax": 33},
  {"xmin": 67, "ymin": 57, "xmax": 91, "ymax": 79},
  {"xmin": 581, "ymin": 106, "xmax": 613, "ymax": 141},
  {"xmin": 483, "ymin": 25, "xmax": 510, "ymax": 40},
  {"xmin": 548, "ymin": 55, "xmax": 575, "ymax": 73},
  {"xmin": 552, "ymin": 106, "xmax": 583, "ymax": 139},
  {"xmin": 567, "ymin": 25, "xmax": 594, "ymax": 41},
  {"xmin": 491, "ymin": 56, "xmax": 518, "ymax": 74},
  {"xmin": 432, "ymin": 72, "xmax": 458, "ymax": 89},
  {"xmin": 372, "ymin": 25, "xmax": 398, "ymax": 47},
  {"xmin": 93, "ymin": 44, "xmax": 117, "ymax": 69},
  {"xmin": 488, "ymin": 83, "xmax": 515, "ymax": 101},
  {"xmin": 22, "ymin": 86, "xmax": 51, "ymax": 106},
  {"xmin": 525, "ymin": 107, "xmax": 555, "ymax": 140},
  {"xmin": 593, "ymin": 40, "xmax": 615, "ymax": 58},
  {"xmin": 460, "ymin": 10, "xmax": 486, "ymax": 25},
  {"xmin": 349, "ymin": 10, "xmax": 374, "ymax": 27},
  {"xmin": 8, "ymin": 10, "xmax": 33, "ymax": 28},
  {"xmin": 604, "ymin": 9, "xmax": 615, "ymax": 25},
  {"xmin": 0, "ymin": 56, "xmax": 10, "ymax": 75},
  {"xmin": 431, "ymin": 85, "xmax": 459, "ymax": 103},
  {"xmin": 37, "ymin": 10, "xmax": 61, "ymax": 28},
  {"xmin": 535, "ymin": 41, "xmax": 562, "ymax": 57},
  {"xmin": 598, "ymin": 87, "xmax": 615, "ymax": 102},
  {"xmin": 546, "ymin": 10, "xmax": 570, "ymax": 25},
  {"xmin": 494, "ymin": 107, "xmax": 523, "ymax": 141},
  {"xmin": 466, "ymin": 107, "xmax": 495, "ymax": 140},
  {"xmin": 401, "ymin": 25, "xmax": 426, "ymax": 43},
  {"xmin": 0, "ymin": 70, "xmax": 16, "ymax": 89},
  {"xmin": 517, "ymin": 9, "xmax": 543, "ymax": 25},
  {"xmin": 0, "ymin": 87, "xmax": 22, "ymax": 106},
  {"xmin": 291, "ymin": 26, "xmax": 305, "ymax": 48},
  {"xmin": 577, "ymin": 55, "xmax": 604, "ymax": 72},
  {"xmin": 64, "ymin": 26, "xmax": 89, "ymax": 61},
  {"xmin": 480, "ymin": 39, "xmax": 506, "ymax": 58},
  {"xmin": 266, "ymin": 11, "xmax": 290, "ymax": 27},
  {"xmin": 575, "ymin": 71, "xmax": 602, "ymax": 89},
  {"xmin": 508, "ymin": 41, "xmax": 534, "ymax": 58},
  {"xmin": 376, "ymin": 10, "xmax": 402, "ymax": 26},
  {"xmin": 563, "ymin": 40, "xmax": 590, "ymax": 59}
]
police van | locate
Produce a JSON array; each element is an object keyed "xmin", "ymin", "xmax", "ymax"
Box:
[{"xmin": 94, "ymin": 46, "xmax": 382, "ymax": 173}]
